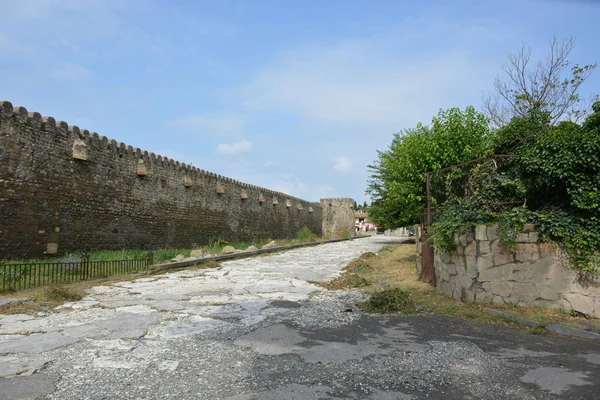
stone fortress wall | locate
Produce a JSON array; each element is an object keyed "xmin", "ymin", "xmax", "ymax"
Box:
[
  {"xmin": 0, "ymin": 101, "xmax": 354, "ymax": 259},
  {"xmin": 320, "ymin": 198, "xmax": 356, "ymax": 238},
  {"xmin": 431, "ymin": 224, "xmax": 600, "ymax": 318}
]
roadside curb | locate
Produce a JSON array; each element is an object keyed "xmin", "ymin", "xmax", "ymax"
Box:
[
  {"xmin": 483, "ymin": 307, "xmax": 600, "ymax": 340},
  {"xmin": 149, "ymin": 235, "xmax": 373, "ymax": 272}
]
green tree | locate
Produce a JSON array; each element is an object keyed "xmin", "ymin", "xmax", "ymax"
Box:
[{"xmin": 366, "ymin": 106, "xmax": 492, "ymax": 228}]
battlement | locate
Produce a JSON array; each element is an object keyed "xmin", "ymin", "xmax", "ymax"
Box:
[
  {"xmin": 0, "ymin": 100, "xmax": 357, "ymax": 258},
  {"xmin": 0, "ymin": 101, "xmax": 313, "ymax": 204}
]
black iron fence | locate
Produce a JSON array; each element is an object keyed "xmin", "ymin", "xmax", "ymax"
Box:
[{"xmin": 1, "ymin": 252, "xmax": 154, "ymax": 291}]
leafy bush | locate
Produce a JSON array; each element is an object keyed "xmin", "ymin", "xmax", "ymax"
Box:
[
  {"xmin": 297, "ymin": 226, "xmax": 315, "ymax": 242},
  {"xmin": 431, "ymin": 102, "xmax": 600, "ymax": 272}
]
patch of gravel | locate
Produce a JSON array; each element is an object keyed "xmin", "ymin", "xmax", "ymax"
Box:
[{"xmin": 275, "ymin": 289, "xmax": 371, "ymax": 330}]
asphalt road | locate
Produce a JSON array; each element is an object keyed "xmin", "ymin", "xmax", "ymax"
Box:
[{"xmin": 1, "ymin": 236, "xmax": 599, "ymax": 399}]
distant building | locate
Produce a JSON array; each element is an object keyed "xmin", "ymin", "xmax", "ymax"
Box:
[{"xmin": 354, "ymin": 210, "xmax": 377, "ymax": 232}]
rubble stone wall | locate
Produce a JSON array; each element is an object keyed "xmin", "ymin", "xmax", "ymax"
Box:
[{"xmin": 434, "ymin": 224, "xmax": 600, "ymax": 317}]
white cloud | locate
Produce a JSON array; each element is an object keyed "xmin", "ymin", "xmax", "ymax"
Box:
[
  {"xmin": 51, "ymin": 63, "xmax": 95, "ymax": 80},
  {"xmin": 225, "ymin": 15, "xmax": 511, "ymax": 131},
  {"xmin": 216, "ymin": 140, "xmax": 252, "ymax": 155},
  {"xmin": 333, "ymin": 156, "xmax": 354, "ymax": 173}
]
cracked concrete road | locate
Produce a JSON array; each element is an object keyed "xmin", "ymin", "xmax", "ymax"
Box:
[{"xmin": 1, "ymin": 236, "xmax": 600, "ymax": 399}]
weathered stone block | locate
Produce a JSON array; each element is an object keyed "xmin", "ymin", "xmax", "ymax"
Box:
[
  {"xmin": 511, "ymin": 265, "xmax": 533, "ymax": 282},
  {"xmin": 537, "ymin": 285, "xmax": 559, "ymax": 301},
  {"xmin": 475, "ymin": 225, "xmax": 487, "ymax": 241},
  {"xmin": 516, "ymin": 233, "xmax": 529, "ymax": 243},
  {"xmin": 490, "ymin": 240, "xmax": 512, "ymax": 254},
  {"xmin": 492, "ymin": 295, "xmax": 505, "ymax": 305},
  {"xmin": 528, "ymin": 232, "xmax": 539, "ymax": 243},
  {"xmin": 190, "ymin": 249, "xmax": 203, "ymax": 258},
  {"xmin": 456, "ymin": 246, "xmax": 464, "ymax": 255},
  {"xmin": 493, "ymin": 252, "xmax": 515, "ymax": 266},
  {"xmin": 459, "ymin": 233, "xmax": 467, "ymax": 247},
  {"xmin": 475, "ymin": 291, "xmax": 493, "ymax": 303},
  {"xmin": 546, "ymin": 262, "xmax": 575, "ymax": 286},
  {"xmin": 515, "ymin": 243, "xmax": 540, "ymax": 263},
  {"xmin": 479, "ymin": 265, "xmax": 513, "ymax": 282},
  {"xmin": 72, "ymin": 139, "xmax": 88, "ymax": 160},
  {"xmin": 487, "ymin": 224, "xmax": 499, "ymax": 241},
  {"xmin": 438, "ymin": 281, "xmax": 452, "ymax": 296},
  {"xmin": 477, "ymin": 254, "xmax": 494, "ymax": 271},
  {"xmin": 136, "ymin": 159, "xmax": 147, "ymax": 176},
  {"xmin": 511, "ymin": 282, "xmax": 538, "ymax": 300},
  {"xmin": 530, "ymin": 259, "xmax": 552, "ymax": 284},
  {"xmin": 479, "ymin": 240, "xmax": 491, "ymax": 255},
  {"xmin": 459, "ymin": 288, "xmax": 471, "ymax": 302},
  {"xmin": 564, "ymin": 292, "xmax": 594, "ymax": 316},
  {"xmin": 465, "ymin": 257, "xmax": 478, "ymax": 279},
  {"xmin": 46, "ymin": 243, "xmax": 58, "ymax": 254},
  {"xmin": 441, "ymin": 253, "xmax": 452, "ymax": 264},
  {"xmin": 447, "ymin": 263, "xmax": 457, "ymax": 275},
  {"xmin": 489, "ymin": 281, "xmax": 513, "ymax": 297},
  {"xmin": 221, "ymin": 245, "xmax": 236, "ymax": 254}
]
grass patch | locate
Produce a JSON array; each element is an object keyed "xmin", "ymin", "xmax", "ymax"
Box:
[
  {"xmin": 359, "ymin": 287, "xmax": 418, "ymax": 314},
  {"xmin": 297, "ymin": 227, "xmax": 316, "ymax": 242},
  {"xmin": 318, "ymin": 274, "xmax": 371, "ymax": 290}
]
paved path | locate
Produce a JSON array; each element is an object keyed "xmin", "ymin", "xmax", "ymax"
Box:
[{"xmin": 1, "ymin": 236, "xmax": 600, "ymax": 399}]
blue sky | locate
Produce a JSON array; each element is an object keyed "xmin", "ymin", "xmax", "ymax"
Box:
[{"xmin": 1, "ymin": 0, "xmax": 599, "ymax": 203}]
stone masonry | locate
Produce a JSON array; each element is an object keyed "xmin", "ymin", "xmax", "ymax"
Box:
[
  {"xmin": 320, "ymin": 198, "xmax": 356, "ymax": 238},
  {"xmin": 0, "ymin": 101, "xmax": 352, "ymax": 259},
  {"xmin": 433, "ymin": 224, "xmax": 600, "ymax": 318}
]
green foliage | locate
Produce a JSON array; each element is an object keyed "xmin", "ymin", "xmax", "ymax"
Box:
[
  {"xmin": 367, "ymin": 106, "xmax": 492, "ymax": 227},
  {"xmin": 431, "ymin": 103, "xmax": 600, "ymax": 272},
  {"xmin": 297, "ymin": 226, "xmax": 316, "ymax": 242},
  {"xmin": 341, "ymin": 233, "xmax": 352, "ymax": 239}
]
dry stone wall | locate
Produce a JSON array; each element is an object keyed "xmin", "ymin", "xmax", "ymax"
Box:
[
  {"xmin": 0, "ymin": 101, "xmax": 341, "ymax": 259},
  {"xmin": 433, "ymin": 224, "xmax": 600, "ymax": 318}
]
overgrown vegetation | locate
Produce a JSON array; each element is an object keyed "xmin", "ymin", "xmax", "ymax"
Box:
[{"xmin": 367, "ymin": 36, "xmax": 599, "ymax": 272}]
